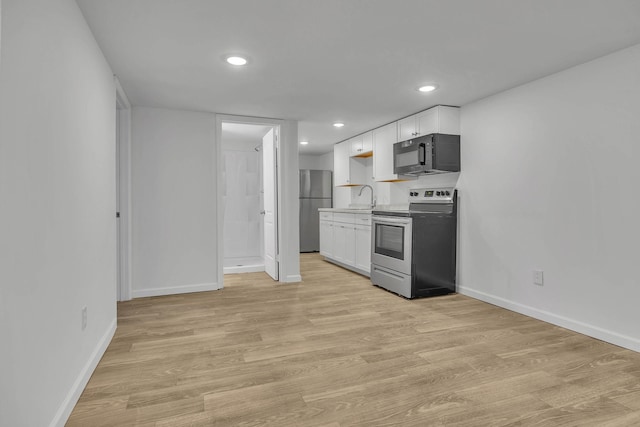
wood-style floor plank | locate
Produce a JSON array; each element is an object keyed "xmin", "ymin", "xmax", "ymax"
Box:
[{"xmin": 66, "ymin": 253, "xmax": 640, "ymax": 426}]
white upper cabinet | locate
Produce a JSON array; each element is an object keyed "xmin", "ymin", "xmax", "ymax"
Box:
[
  {"xmin": 372, "ymin": 122, "xmax": 399, "ymax": 182},
  {"xmin": 334, "ymin": 140, "xmax": 366, "ymax": 186},
  {"xmin": 349, "ymin": 131, "xmax": 373, "ymax": 157},
  {"xmin": 397, "ymin": 106, "xmax": 460, "ymax": 142},
  {"xmin": 397, "ymin": 115, "xmax": 418, "ymax": 142},
  {"xmin": 334, "ymin": 141, "xmax": 351, "ymax": 186},
  {"xmin": 334, "ymin": 105, "xmax": 460, "ymax": 185}
]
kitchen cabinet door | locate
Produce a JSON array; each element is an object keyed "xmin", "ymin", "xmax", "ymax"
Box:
[
  {"xmin": 349, "ymin": 135, "xmax": 363, "ymax": 156},
  {"xmin": 333, "ymin": 141, "xmax": 351, "ymax": 186},
  {"xmin": 332, "ymin": 223, "xmax": 356, "ymax": 266},
  {"xmin": 332, "ymin": 223, "xmax": 347, "ymax": 263},
  {"xmin": 343, "ymin": 225, "xmax": 356, "ymax": 266},
  {"xmin": 335, "ymin": 140, "xmax": 367, "ymax": 186},
  {"xmin": 361, "ymin": 131, "xmax": 373, "ymax": 154},
  {"xmin": 348, "ymin": 136, "xmax": 359, "ymax": 156},
  {"xmin": 416, "ymin": 108, "xmax": 438, "ymax": 136},
  {"xmin": 373, "ymin": 122, "xmax": 399, "ymax": 182},
  {"xmin": 355, "ymin": 224, "xmax": 371, "ymax": 273},
  {"xmin": 435, "ymin": 106, "xmax": 460, "ymax": 135},
  {"xmin": 319, "ymin": 220, "xmax": 334, "ymax": 258},
  {"xmin": 397, "ymin": 115, "xmax": 417, "ymax": 142},
  {"xmin": 350, "ymin": 132, "xmax": 373, "ymax": 157},
  {"xmin": 398, "ymin": 106, "xmax": 460, "ymax": 140}
]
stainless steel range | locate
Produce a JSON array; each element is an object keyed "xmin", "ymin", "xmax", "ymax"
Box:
[{"xmin": 371, "ymin": 187, "xmax": 457, "ymax": 299}]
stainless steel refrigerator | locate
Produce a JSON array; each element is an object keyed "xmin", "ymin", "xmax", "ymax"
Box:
[{"xmin": 299, "ymin": 170, "xmax": 332, "ymax": 252}]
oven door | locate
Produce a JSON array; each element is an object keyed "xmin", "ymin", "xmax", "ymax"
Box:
[{"xmin": 371, "ymin": 215, "xmax": 412, "ymax": 275}]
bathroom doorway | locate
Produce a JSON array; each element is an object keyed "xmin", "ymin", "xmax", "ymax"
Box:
[{"xmin": 221, "ymin": 122, "xmax": 276, "ymax": 275}]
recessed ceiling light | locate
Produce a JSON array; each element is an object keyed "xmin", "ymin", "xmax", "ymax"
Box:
[
  {"xmin": 333, "ymin": 122, "xmax": 345, "ymax": 128},
  {"xmin": 417, "ymin": 84, "xmax": 438, "ymax": 93},
  {"xmin": 299, "ymin": 141, "xmax": 309, "ymax": 145},
  {"xmin": 226, "ymin": 56, "xmax": 248, "ymax": 66}
]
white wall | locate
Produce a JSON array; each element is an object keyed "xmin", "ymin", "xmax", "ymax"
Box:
[
  {"xmin": 0, "ymin": 1, "xmax": 117, "ymax": 426},
  {"xmin": 132, "ymin": 107, "xmax": 218, "ymax": 297},
  {"xmin": 458, "ymin": 43, "xmax": 640, "ymax": 351},
  {"xmin": 279, "ymin": 120, "xmax": 302, "ymax": 282},
  {"xmin": 299, "ymin": 152, "xmax": 333, "ymax": 171}
]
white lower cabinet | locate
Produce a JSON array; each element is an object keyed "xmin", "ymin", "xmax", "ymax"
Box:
[
  {"xmin": 333, "ymin": 223, "xmax": 355, "ymax": 265},
  {"xmin": 319, "ymin": 220, "xmax": 334, "ymax": 258},
  {"xmin": 319, "ymin": 211, "xmax": 371, "ymax": 276}
]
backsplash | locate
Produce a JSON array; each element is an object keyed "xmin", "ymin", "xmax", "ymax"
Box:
[{"xmin": 335, "ymin": 171, "xmax": 460, "ymax": 208}]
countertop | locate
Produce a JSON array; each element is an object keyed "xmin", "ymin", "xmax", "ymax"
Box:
[
  {"xmin": 318, "ymin": 207, "xmax": 372, "ymax": 214},
  {"xmin": 318, "ymin": 204, "xmax": 409, "ymax": 214}
]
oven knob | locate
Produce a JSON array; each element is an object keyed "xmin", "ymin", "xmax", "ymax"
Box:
[
  {"xmin": 410, "ymin": 192, "xmax": 417, "ymax": 196},
  {"xmin": 445, "ymin": 191, "xmax": 450, "ymax": 196},
  {"xmin": 436, "ymin": 191, "xmax": 441, "ymax": 196}
]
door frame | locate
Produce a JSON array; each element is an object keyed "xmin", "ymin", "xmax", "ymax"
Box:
[
  {"xmin": 215, "ymin": 115, "xmax": 286, "ymax": 287},
  {"xmin": 115, "ymin": 76, "xmax": 132, "ymax": 301}
]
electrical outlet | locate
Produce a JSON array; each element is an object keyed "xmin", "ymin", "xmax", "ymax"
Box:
[
  {"xmin": 533, "ymin": 270, "xmax": 544, "ymax": 286},
  {"xmin": 81, "ymin": 306, "xmax": 87, "ymax": 330}
]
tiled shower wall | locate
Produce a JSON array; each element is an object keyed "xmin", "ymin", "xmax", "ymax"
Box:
[{"xmin": 222, "ymin": 150, "xmax": 263, "ymax": 259}]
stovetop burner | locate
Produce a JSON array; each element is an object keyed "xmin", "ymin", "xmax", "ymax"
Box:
[{"xmin": 373, "ymin": 187, "xmax": 456, "ymax": 217}]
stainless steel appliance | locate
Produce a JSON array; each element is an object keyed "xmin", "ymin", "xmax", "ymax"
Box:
[
  {"xmin": 371, "ymin": 187, "xmax": 457, "ymax": 298},
  {"xmin": 393, "ymin": 134, "xmax": 460, "ymax": 175},
  {"xmin": 299, "ymin": 170, "xmax": 332, "ymax": 252}
]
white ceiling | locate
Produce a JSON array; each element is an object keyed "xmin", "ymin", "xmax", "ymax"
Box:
[{"xmin": 76, "ymin": 0, "xmax": 640, "ymax": 154}]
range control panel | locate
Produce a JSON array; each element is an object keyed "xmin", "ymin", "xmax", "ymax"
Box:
[{"xmin": 408, "ymin": 187, "xmax": 455, "ymax": 203}]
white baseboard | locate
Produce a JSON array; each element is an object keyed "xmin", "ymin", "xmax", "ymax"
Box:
[
  {"xmin": 50, "ymin": 318, "xmax": 117, "ymax": 427},
  {"xmin": 283, "ymin": 274, "xmax": 302, "ymax": 283},
  {"xmin": 458, "ymin": 286, "xmax": 640, "ymax": 353},
  {"xmin": 132, "ymin": 282, "xmax": 221, "ymax": 298}
]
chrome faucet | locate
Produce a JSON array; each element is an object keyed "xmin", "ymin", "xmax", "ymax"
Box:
[{"xmin": 358, "ymin": 185, "xmax": 375, "ymax": 207}]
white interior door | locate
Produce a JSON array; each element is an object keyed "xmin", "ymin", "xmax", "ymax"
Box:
[{"xmin": 262, "ymin": 128, "xmax": 278, "ymax": 280}]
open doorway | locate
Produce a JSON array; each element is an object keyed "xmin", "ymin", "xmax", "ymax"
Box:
[
  {"xmin": 115, "ymin": 77, "xmax": 132, "ymax": 301},
  {"xmin": 220, "ymin": 121, "xmax": 279, "ymax": 281}
]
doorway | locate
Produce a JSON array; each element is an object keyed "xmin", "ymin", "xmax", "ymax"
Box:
[
  {"xmin": 220, "ymin": 121, "xmax": 279, "ymax": 281},
  {"xmin": 115, "ymin": 78, "xmax": 132, "ymax": 301}
]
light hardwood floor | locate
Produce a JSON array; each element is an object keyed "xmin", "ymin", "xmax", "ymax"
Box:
[{"xmin": 67, "ymin": 254, "xmax": 640, "ymax": 426}]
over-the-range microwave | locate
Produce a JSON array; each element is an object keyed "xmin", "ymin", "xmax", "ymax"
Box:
[{"xmin": 393, "ymin": 134, "xmax": 460, "ymax": 175}]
